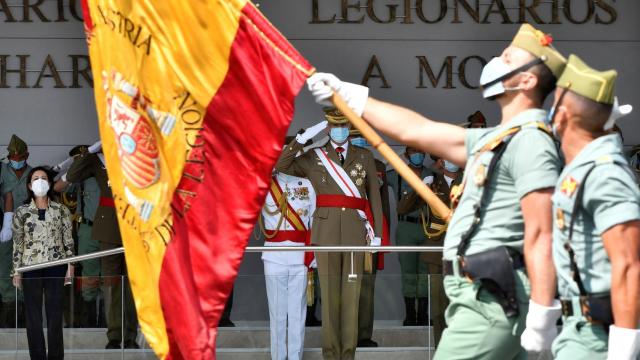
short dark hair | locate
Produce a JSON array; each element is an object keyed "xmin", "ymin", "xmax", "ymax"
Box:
[
  {"xmin": 24, "ymin": 166, "xmax": 56, "ymax": 204},
  {"xmin": 530, "ymin": 63, "xmax": 556, "ymax": 103},
  {"xmin": 566, "ymin": 91, "xmax": 613, "ymax": 132}
]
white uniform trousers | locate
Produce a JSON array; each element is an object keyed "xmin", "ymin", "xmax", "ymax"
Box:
[{"xmin": 264, "ymin": 260, "xmax": 307, "ymax": 360}]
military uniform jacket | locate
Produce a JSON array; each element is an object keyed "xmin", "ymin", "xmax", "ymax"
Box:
[
  {"xmin": 67, "ymin": 153, "xmax": 122, "ymax": 246},
  {"xmin": 262, "ymin": 173, "xmax": 315, "ymax": 266},
  {"xmin": 12, "ymin": 200, "xmax": 74, "ymax": 274},
  {"xmin": 276, "ymin": 140, "xmax": 383, "ymax": 246},
  {"xmin": 444, "ymin": 109, "xmax": 561, "ymax": 260},
  {"xmin": 553, "ymin": 134, "xmax": 640, "ymax": 298},
  {"xmin": 394, "ymin": 167, "xmax": 432, "ymax": 218},
  {"xmin": 0, "ymin": 162, "xmax": 33, "ymax": 210}
]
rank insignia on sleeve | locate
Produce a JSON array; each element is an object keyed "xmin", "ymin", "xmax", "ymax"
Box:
[{"xmin": 560, "ymin": 176, "xmax": 579, "ymax": 197}]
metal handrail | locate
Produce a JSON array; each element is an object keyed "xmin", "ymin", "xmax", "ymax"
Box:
[{"xmin": 14, "ymin": 245, "xmax": 444, "ymax": 273}]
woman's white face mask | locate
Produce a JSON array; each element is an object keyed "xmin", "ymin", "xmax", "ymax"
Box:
[{"xmin": 31, "ymin": 178, "xmax": 50, "ymax": 197}]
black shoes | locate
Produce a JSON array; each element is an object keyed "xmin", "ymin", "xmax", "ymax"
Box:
[
  {"xmin": 403, "ymin": 297, "xmax": 417, "ymax": 326},
  {"xmin": 219, "ymin": 318, "xmax": 235, "ymax": 327},
  {"xmin": 357, "ymin": 339, "xmax": 379, "ymax": 347},
  {"xmin": 106, "ymin": 340, "xmax": 139, "ymax": 349}
]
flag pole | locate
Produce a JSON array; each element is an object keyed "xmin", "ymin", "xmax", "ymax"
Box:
[{"xmin": 331, "ymin": 93, "xmax": 452, "ymax": 221}]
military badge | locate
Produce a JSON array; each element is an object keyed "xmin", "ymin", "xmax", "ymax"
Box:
[
  {"xmin": 560, "ymin": 176, "xmax": 578, "ymax": 197},
  {"xmin": 293, "ymin": 187, "xmax": 310, "ymax": 201},
  {"xmin": 555, "ymin": 208, "xmax": 565, "ymax": 230},
  {"xmin": 355, "ymin": 178, "xmax": 364, "ymax": 186}
]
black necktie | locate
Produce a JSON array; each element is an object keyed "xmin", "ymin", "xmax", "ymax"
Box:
[{"xmin": 336, "ymin": 146, "xmax": 345, "ymax": 165}]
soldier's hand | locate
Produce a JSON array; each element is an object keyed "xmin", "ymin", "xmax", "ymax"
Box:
[
  {"xmin": 0, "ymin": 212, "xmax": 13, "ymax": 242},
  {"xmin": 88, "ymin": 140, "xmax": 102, "ymax": 154},
  {"xmin": 423, "ymin": 176, "xmax": 434, "ymax": 185},
  {"xmin": 296, "ymin": 121, "xmax": 328, "ymax": 144},
  {"xmin": 306, "ymin": 73, "xmax": 369, "ymax": 116},
  {"xmin": 12, "ymin": 274, "xmax": 21, "ymax": 289},
  {"xmin": 607, "ymin": 325, "xmax": 640, "ymax": 360},
  {"xmin": 520, "ymin": 299, "xmax": 562, "ymax": 352}
]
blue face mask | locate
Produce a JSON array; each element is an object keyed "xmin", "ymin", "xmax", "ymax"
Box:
[
  {"xmin": 351, "ymin": 137, "xmax": 369, "ymax": 148},
  {"xmin": 546, "ymin": 106, "xmax": 556, "ymax": 125},
  {"xmin": 409, "ymin": 153, "xmax": 425, "ymax": 167},
  {"xmin": 330, "ymin": 127, "xmax": 349, "ymax": 143},
  {"xmin": 9, "ymin": 160, "xmax": 25, "ymax": 170},
  {"xmin": 443, "ymin": 160, "xmax": 460, "ymax": 173}
]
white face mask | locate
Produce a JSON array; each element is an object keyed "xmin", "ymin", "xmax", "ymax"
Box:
[
  {"xmin": 604, "ymin": 96, "xmax": 633, "ymax": 131},
  {"xmin": 31, "ymin": 178, "xmax": 50, "ymax": 197},
  {"xmin": 479, "ymin": 57, "xmax": 512, "ymax": 99}
]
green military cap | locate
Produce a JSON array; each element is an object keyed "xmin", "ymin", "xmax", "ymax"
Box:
[
  {"xmin": 323, "ymin": 107, "xmax": 349, "ymax": 125},
  {"xmin": 511, "ymin": 23, "xmax": 567, "ymax": 78},
  {"xmin": 69, "ymin": 145, "xmax": 89, "ymax": 157},
  {"xmin": 557, "ymin": 54, "xmax": 617, "ymax": 105},
  {"xmin": 7, "ymin": 134, "xmax": 27, "ymax": 156}
]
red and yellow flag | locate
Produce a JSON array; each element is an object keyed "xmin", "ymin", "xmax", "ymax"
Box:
[{"xmin": 80, "ymin": 1, "xmax": 313, "ymax": 358}]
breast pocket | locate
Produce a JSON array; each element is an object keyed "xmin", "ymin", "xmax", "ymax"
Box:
[{"xmin": 313, "ymin": 207, "xmax": 329, "ymax": 219}]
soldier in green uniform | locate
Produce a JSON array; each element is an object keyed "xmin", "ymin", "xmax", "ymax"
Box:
[
  {"xmin": 0, "ymin": 135, "xmax": 32, "ymax": 327},
  {"xmin": 55, "ymin": 145, "xmax": 103, "ymax": 327},
  {"xmin": 307, "ymin": 23, "xmax": 566, "ymax": 359},
  {"xmin": 276, "ymin": 108, "xmax": 384, "ymax": 360},
  {"xmin": 417, "ymin": 156, "xmax": 462, "ymax": 344},
  {"xmin": 529, "ymin": 55, "xmax": 640, "ymax": 359},
  {"xmin": 66, "ymin": 144, "xmax": 139, "ymax": 349},
  {"xmin": 389, "ymin": 146, "xmax": 433, "ymax": 326}
]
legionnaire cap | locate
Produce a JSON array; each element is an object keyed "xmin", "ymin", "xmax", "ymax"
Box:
[
  {"xmin": 323, "ymin": 107, "xmax": 349, "ymax": 125},
  {"xmin": 557, "ymin": 54, "xmax": 617, "ymax": 105},
  {"xmin": 69, "ymin": 145, "xmax": 89, "ymax": 157},
  {"xmin": 7, "ymin": 134, "xmax": 27, "ymax": 156},
  {"xmin": 511, "ymin": 24, "xmax": 567, "ymax": 78}
]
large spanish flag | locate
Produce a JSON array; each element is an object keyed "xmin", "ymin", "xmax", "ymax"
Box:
[{"xmin": 80, "ymin": 1, "xmax": 313, "ymax": 358}]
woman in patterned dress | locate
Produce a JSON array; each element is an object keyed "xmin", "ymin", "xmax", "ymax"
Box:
[{"xmin": 11, "ymin": 166, "xmax": 74, "ymax": 360}]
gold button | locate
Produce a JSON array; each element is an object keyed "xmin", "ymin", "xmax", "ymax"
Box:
[{"xmin": 341, "ymin": 207, "xmax": 345, "ymax": 211}]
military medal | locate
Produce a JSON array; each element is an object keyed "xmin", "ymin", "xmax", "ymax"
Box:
[
  {"xmin": 474, "ymin": 164, "xmax": 486, "ymax": 186},
  {"xmin": 560, "ymin": 176, "xmax": 578, "ymax": 197},
  {"xmin": 556, "ymin": 208, "xmax": 565, "ymax": 230},
  {"xmin": 355, "ymin": 178, "xmax": 364, "ymax": 186}
]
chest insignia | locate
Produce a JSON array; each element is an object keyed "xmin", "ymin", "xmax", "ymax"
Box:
[
  {"xmin": 292, "ymin": 187, "xmax": 310, "ymax": 201},
  {"xmin": 560, "ymin": 176, "xmax": 579, "ymax": 197}
]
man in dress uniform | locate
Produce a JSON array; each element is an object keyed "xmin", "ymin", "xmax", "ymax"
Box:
[
  {"xmin": 389, "ymin": 146, "xmax": 433, "ymax": 327},
  {"xmin": 0, "ymin": 134, "xmax": 31, "ymax": 327},
  {"xmin": 415, "ymin": 156, "xmax": 462, "ymax": 345},
  {"xmin": 55, "ymin": 145, "xmax": 103, "ymax": 327},
  {"xmin": 66, "ymin": 142, "xmax": 139, "ymax": 349},
  {"xmin": 276, "ymin": 108, "xmax": 383, "ymax": 360},
  {"xmin": 349, "ymin": 130, "xmax": 390, "ymax": 348},
  {"xmin": 260, "ymin": 144, "xmax": 316, "ymax": 360},
  {"xmin": 527, "ymin": 55, "xmax": 640, "ymax": 359},
  {"xmin": 307, "ymin": 23, "xmax": 566, "ymax": 359}
]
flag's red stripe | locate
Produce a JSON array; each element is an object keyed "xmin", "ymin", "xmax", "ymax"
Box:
[{"xmin": 157, "ymin": 4, "xmax": 311, "ymax": 359}]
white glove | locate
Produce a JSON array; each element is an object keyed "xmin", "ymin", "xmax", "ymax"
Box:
[
  {"xmin": 0, "ymin": 212, "xmax": 14, "ymax": 243},
  {"xmin": 310, "ymin": 258, "xmax": 317, "ymax": 269},
  {"xmin": 306, "ymin": 73, "xmax": 369, "ymax": 116},
  {"xmin": 520, "ymin": 299, "xmax": 562, "ymax": 352},
  {"xmin": 370, "ymin": 236, "xmax": 381, "ymax": 247},
  {"xmin": 296, "ymin": 120, "xmax": 328, "ymax": 144},
  {"xmin": 607, "ymin": 325, "xmax": 640, "ymax": 360},
  {"xmin": 88, "ymin": 140, "xmax": 102, "ymax": 153},
  {"xmin": 604, "ymin": 96, "xmax": 633, "ymax": 131},
  {"xmin": 53, "ymin": 156, "xmax": 74, "ymax": 173},
  {"xmin": 423, "ymin": 176, "xmax": 434, "ymax": 185}
]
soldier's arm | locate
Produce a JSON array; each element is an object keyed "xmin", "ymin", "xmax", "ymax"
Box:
[
  {"xmin": 60, "ymin": 205, "xmax": 75, "ymax": 257},
  {"xmin": 521, "ymin": 189, "xmax": 557, "ymax": 305},
  {"xmin": 66, "ymin": 153, "xmax": 96, "ymax": 183},
  {"xmin": 54, "ymin": 179, "xmax": 71, "ymax": 193},
  {"xmin": 11, "ymin": 208, "xmax": 24, "ymax": 275},
  {"xmin": 275, "ymin": 140, "xmax": 308, "ymax": 177},
  {"xmin": 364, "ymin": 98, "xmax": 468, "ymax": 166},
  {"xmin": 396, "ymin": 189, "xmax": 420, "ymax": 215},
  {"xmin": 603, "ymin": 220, "xmax": 640, "ymax": 329},
  {"xmin": 365, "ymin": 154, "xmax": 383, "ymax": 238},
  {"xmin": 4, "ymin": 192, "xmax": 13, "ymax": 212},
  {"xmin": 511, "ymin": 130, "xmax": 561, "ymax": 306}
]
